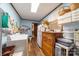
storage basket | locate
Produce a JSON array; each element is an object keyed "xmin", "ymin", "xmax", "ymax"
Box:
[
  {"xmin": 58, "ymin": 6, "xmax": 71, "ymax": 16},
  {"xmin": 70, "ymin": 3, "xmax": 79, "ymax": 11}
]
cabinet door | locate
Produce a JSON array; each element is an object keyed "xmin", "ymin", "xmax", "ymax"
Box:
[
  {"xmin": 74, "ymin": 32, "xmax": 79, "ymax": 47},
  {"xmin": 63, "ymin": 17, "xmax": 72, "ymax": 24},
  {"xmin": 72, "ymin": 9, "xmax": 79, "ymax": 22},
  {"xmin": 74, "ymin": 32, "xmax": 79, "ymax": 41},
  {"xmin": 58, "ymin": 12, "xmax": 72, "ymax": 24},
  {"xmin": 42, "ymin": 32, "xmax": 55, "ymax": 56},
  {"xmin": 58, "ymin": 17, "xmax": 72, "ymax": 24},
  {"xmin": 42, "ymin": 41, "xmax": 53, "ymax": 56},
  {"xmin": 58, "ymin": 19, "xmax": 63, "ymax": 24}
]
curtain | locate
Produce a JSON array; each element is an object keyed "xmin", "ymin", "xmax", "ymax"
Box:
[{"xmin": 2, "ymin": 12, "xmax": 9, "ymax": 28}]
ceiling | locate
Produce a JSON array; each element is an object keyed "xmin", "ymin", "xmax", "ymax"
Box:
[{"xmin": 12, "ymin": 3, "xmax": 60, "ymax": 21}]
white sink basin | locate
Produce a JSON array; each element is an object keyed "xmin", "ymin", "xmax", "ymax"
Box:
[{"xmin": 8, "ymin": 33, "xmax": 28, "ymax": 41}]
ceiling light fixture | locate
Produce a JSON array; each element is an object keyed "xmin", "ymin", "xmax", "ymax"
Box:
[{"xmin": 31, "ymin": 3, "xmax": 40, "ymax": 13}]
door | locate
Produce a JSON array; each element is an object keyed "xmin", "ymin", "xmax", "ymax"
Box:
[{"xmin": 32, "ymin": 23, "xmax": 38, "ymax": 40}]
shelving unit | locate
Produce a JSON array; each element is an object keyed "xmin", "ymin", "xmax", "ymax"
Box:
[
  {"xmin": 58, "ymin": 12, "xmax": 72, "ymax": 24},
  {"xmin": 74, "ymin": 31, "xmax": 79, "ymax": 55},
  {"xmin": 72, "ymin": 8, "xmax": 79, "ymax": 22},
  {"xmin": 58, "ymin": 8, "xmax": 79, "ymax": 24}
]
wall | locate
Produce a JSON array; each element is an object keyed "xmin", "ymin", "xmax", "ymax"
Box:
[
  {"xmin": 0, "ymin": 3, "xmax": 21, "ymax": 46},
  {"xmin": 21, "ymin": 20, "xmax": 40, "ymax": 36}
]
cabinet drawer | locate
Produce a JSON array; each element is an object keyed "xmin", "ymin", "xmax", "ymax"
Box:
[
  {"xmin": 58, "ymin": 17, "xmax": 72, "ymax": 24},
  {"xmin": 72, "ymin": 9, "xmax": 79, "ymax": 22},
  {"xmin": 42, "ymin": 40, "xmax": 52, "ymax": 47},
  {"xmin": 74, "ymin": 33, "xmax": 79, "ymax": 40},
  {"xmin": 72, "ymin": 9, "xmax": 79, "ymax": 16},
  {"xmin": 43, "ymin": 34, "xmax": 53, "ymax": 40},
  {"xmin": 42, "ymin": 37, "xmax": 55, "ymax": 46},
  {"xmin": 72, "ymin": 17, "xmax": 79, "ymax": 22},
  {"xmin": 75, "ymin": 41, "xmax": 79, "ymax": 47},
  {"xmin": 42, "ymin": 42, "xmax": 54, "ymax": 56},
  {"xmin": 43, "ymin": 33, "xmax": 52, "ymax": 38}
]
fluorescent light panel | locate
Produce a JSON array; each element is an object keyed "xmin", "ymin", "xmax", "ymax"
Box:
[{"xmin": 31, "ymin": 3, "xmax": 40, "ymax": 13}]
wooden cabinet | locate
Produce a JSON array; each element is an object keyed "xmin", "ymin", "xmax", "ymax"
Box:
[
  {"xmin": 42, "ymin": 32, "xmax": 63, "ymax": 56},
  {"xmin": 42, "ymin": 32, "xmax": 55, "ymax": 56}
]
